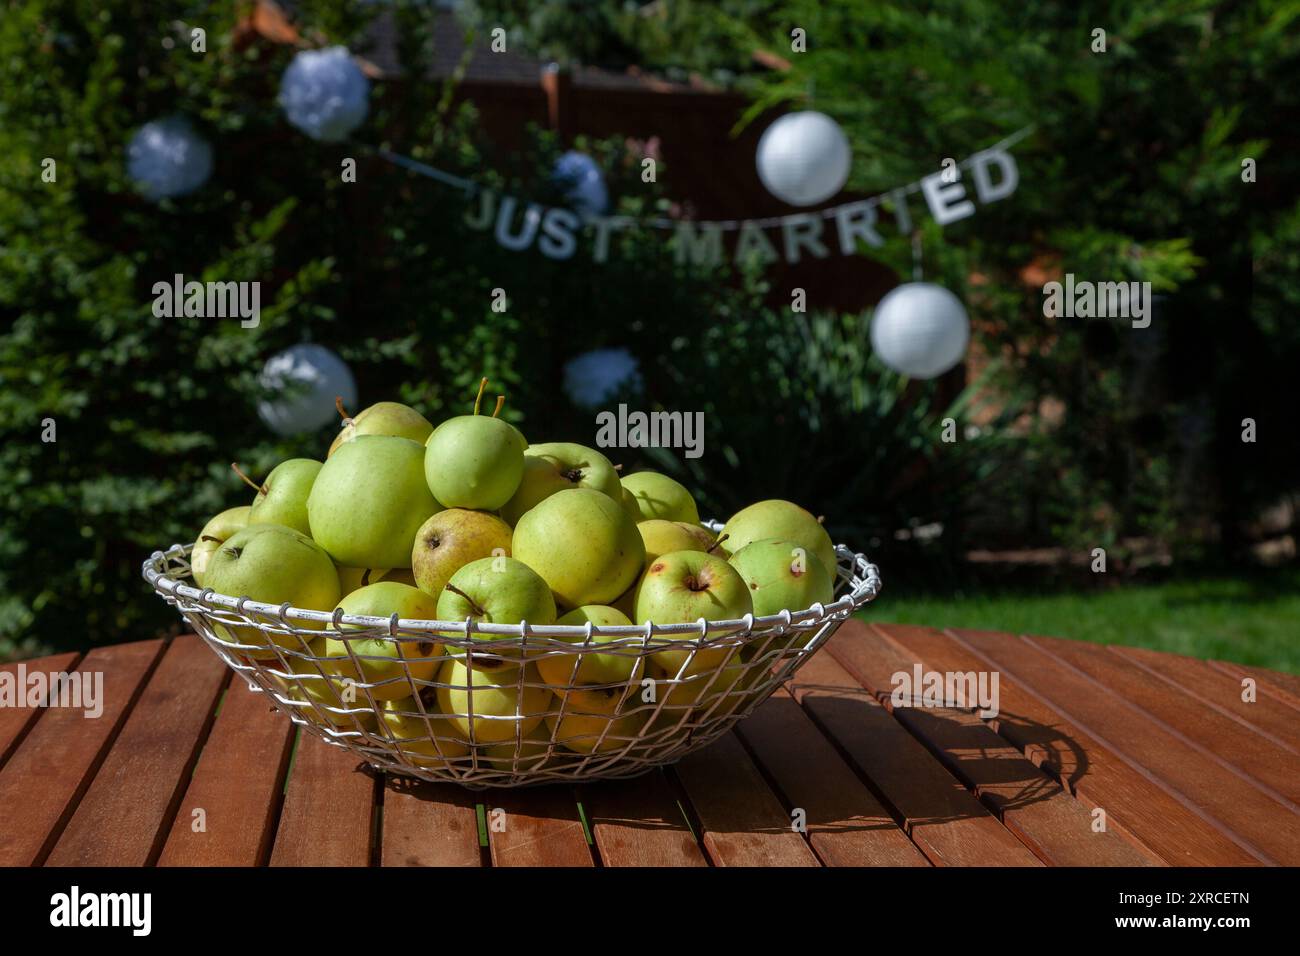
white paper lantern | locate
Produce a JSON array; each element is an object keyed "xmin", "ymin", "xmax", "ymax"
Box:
[
  {"xmin": 869, "ymin": 283, "xmax": 970, "ymax": 379},
  {"xmin": 126, "ymin": 116, "xmax": 213, "ymax": 201},
  {"xmin": 563, "ymin": 347, "xmax": 642, "ymax": 408},
  {"xmin": 279, "ymin": 47, "xmax": 370, "ymax": 143},
  {"xmin": 257, "ymin": 344, "xmax": 357, "ymax": 436},
  {"xmin": 755, "ymin": 111, "xmax": 851, "ymax": 206},
  {"xmin": 552, "ymin": 150, "xmax": 609, "ymax": 217}
]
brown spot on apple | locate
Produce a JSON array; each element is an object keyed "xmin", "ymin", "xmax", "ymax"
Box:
[{"xmin": 650, "ymin": 563, "xmax": 666, "ymax": 573}]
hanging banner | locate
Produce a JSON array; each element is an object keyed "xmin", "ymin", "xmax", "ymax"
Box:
[{"xmin": 372, "ymin": 127, "xmax": 1031, "ymax": 266}]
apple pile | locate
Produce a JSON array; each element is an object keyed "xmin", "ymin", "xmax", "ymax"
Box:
[{"xmin": 188, "ymin": 380, "xmax": 838, "ymax": 768}]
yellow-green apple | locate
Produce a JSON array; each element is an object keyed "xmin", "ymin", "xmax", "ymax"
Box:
[
  {"xmin": 619, "ymin": 487, "xmax": 642, "ymax": 524},
  {"xmin": 329, "ymin": 400, "xmax": 433, "ymax": 456},
  {"xmin": 546, "ymin": 687, "xmax": 646, "ymax": 754},
  {"xmin": 633, "ymin": 550, "xmax": 753, "ymax": 673},
  {"xmin": 611, "ymin": 583, "xmax": 637, "ymax": 620},
  {"xmin": 434, "ymin": 657, "xmax": 552, "ymax": 744},
  {"xmin": 620, "ymin": 471, "xmax": 700, "ymax": 523},
  {"xmin": 379, "ymin": 696, "xmax": 471, "ymax": 766},
  {"xmin": 513, "ymin": 487, "xmax": 645, "ymax": 608},
  {"xmin": 637, "ymin": 519, "xmax": 706, "ymax": 564},
  {"xmin": 278, "ymin": 637, "xmax": 377, "ymax": 732},
  {"xmin": 500, "ymin": 442, "xmax": 621, "ymax": 525},
  {"xmin": 678, "ymin": 523, "xmax": 718, "ymax": 550},
  {"xmin": 719, "ymin": 499, "xmax": 837, "ymax": 579},
  {"xmin": 536, "ymin": 605, "xmax": 643, "ymax": 693},
  {"xmin": 190, "ymin": 505, "xmax": 250, "ymax": 586},
  {"xmin": 323, "ymin": 582, "xmax": 443, "ymax": 700},
  {"xmin": 247, "ymin": 458, "xmax": 321, "ymax": 535},
  {"xmin": 483, "ymin": 722, "xmax": 553, "ymax": 772},
  {"xmin": 424, "ymin": 379, "xmax": 526, "ymax": 509},
  {"xmin": 202, "ymin": 524, "xmax": 340, "ymax": 659},
  {"xmin": 307, "ymin": 434, "xmax": 440, "ymax": 569},
  {"xmin": 383, "ymin": 568, "xmax": 418, "ymax": 587},
  {"xmin": 435, "ymin": 556, "xmax": 557, "ymax": 658},
  {"xmin": 728, "ymin": 537, "xmax": 835, "ymax": 617},
  {"xmin": 336, "ymin": 565, "xmax": 390, "ymax": 597},
  {"xmin": 648, "ymin": 656, "xmax": 757, "ymax": 730},
  {"xmin": 411, "ymin": 508, "xmax": 513, "ymax": 599}
]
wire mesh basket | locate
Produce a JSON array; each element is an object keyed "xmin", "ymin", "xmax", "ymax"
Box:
[{"xmin": 142, "ymin": 524, "xmax": 881, "ymax": 788}]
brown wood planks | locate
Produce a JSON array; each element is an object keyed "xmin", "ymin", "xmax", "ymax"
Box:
[
  {"xmin": 581, "ymin": 770, "xmax": 707, "ymax": 866},
  {"xmin": 380, "ymin": 776, "xmax": 483, "ymax": 867},
  {"xmin": 45, "ymin": 637, "xmax": 227, "ymax": 867},
  {"xmin": 0, "ymin": 652, "xmax": 81, "ymax": 766},
  {"xmin": 486, "ymin": 785, "xmax": 593, "ymax": 866},
  {"xmin": 270, "ymin": 732, "xmax": 377, "ymax": 867},
  {"xmin": 157, "ymin": 679, "xmax": 296, "ymax": 866}
]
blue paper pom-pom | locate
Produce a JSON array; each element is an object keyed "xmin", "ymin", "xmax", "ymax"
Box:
[{"xmin": 279, "ymin": 47, "xmax": 370, "ymax": 143}]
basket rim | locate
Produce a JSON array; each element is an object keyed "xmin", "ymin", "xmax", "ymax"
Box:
[{"xmin": 142, "ymin": 531, "xmax": 881, "ymax": 646}]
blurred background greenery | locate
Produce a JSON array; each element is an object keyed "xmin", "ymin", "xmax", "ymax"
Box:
[{"xmin": 1, "ymin": 0, "xmax": 1296, "ymax": 669}]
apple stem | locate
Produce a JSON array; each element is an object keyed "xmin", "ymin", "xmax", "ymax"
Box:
[
  {"xmin": 444, "ymin": 583, "xmax": 486, "ymax": 618},
  {"xmin": 335, "ymin": 396, "xmax": 352, "ymax": 422},
  {"xmin": 707, "ymin": 533, "xmax": 730, "ymax": 555},
  {"xmin": 492, "ymin": 394, "xmax": 505, "ymax": 418},
  {"xmin": 473, "ymin": 377, "xmax": 489, "ymax": 415},
  {"xmin": 230, "ymin": 462, "xmax": 264, "ymax": 495}
]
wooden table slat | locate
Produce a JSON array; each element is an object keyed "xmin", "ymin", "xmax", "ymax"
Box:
[
  {"xmin": 0, "ymin": 652, "xmax": 83, "ymax": 766},
  {"xmin": 1033, "ymin": 635, "xmax": 1300, "ymax": 808},
  {"xmin": 486, "ymin": 786, "xmax": 594, "ymax": 867},
  {"xmin": 0, "ymin": 642, "xmax": 162, "ymax": 866},
  {"xmin": 789, "ymin": 651, "xmax": 1042, "ymax": 867},
  {"xmin": 955, "ymin": 628, "xmax": 1300, "ymax": 864},
  {"xmin": 45, "ymin": 637, "xmax": 228, "ymax": 867},
  {"xmin": 1112, "ymin": 645, "xmax": 1300, "ymax": 753},
  {"xmin": 1210, "ymin": 660, "xmax": 1300, "ymax": 711},
  {"xmin": 581, "ymin": 770, "xmax": 709, "ymax": 867},
  {"xmin": 829, "ymin": 623, "xmax": 1160, "ymax": 867},
  {"xmin": 270, "ymin": 732, "xmax": 377, "ymax": 867},
  {"xmin": 672, "ymin": 731, "xmax": 821, "ymax": 866},
  {"xmin": 735, "ymin": 688, "xmax": 930, "ymax": 866},
  {"xmin": 158, "ymin": 680, "xmax": 296, "ymax": 866},
  {"xmin": 380, "ymin": 777, "xmax": 484, "ymax": 867}
]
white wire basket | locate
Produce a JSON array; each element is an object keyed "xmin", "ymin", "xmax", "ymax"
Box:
[{"xmin": 142, "ymin": 523, "xmax": 881, "ymax": 788}]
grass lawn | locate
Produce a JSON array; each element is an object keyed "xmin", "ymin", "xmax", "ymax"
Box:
[{"xmin": 864, "ymin": 568, "xmax": 1300, "ymax": 674}]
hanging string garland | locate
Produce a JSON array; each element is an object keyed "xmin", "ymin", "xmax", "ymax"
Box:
[
  {"xmin": 257, "ymin": 343, "xmax": 357, "ymax": 436},
  {"xmin": 755, "ymin": 111, "xmax": 852, "ymax": 207},
  {"xmin": 869, "ymin": 282, "xmax": 971, "ymax": 380},
  {"xmin": 279, "ymin": 46, "xmax": 370, "ymax": 142},
  {"xmin": 552, "ymin": 150, "xmax": 609, "ymax": 217},
  {"xmin": 126, "ymin": 116, "xmax": 213, "ymax": 201}
]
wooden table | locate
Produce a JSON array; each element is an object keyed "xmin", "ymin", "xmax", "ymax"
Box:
[{"xmin": 2, "ymin": 620, "xmax": 1297, "ymax": 867}]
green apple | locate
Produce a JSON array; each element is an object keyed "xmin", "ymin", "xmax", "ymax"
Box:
[
  {"xmin": 434, "ymin": 657, "xmax": 552, "ymax": 744},
  {"xmin": 483, "ymin": 721, "xmax": 553, "ymax": 772},
  {"xmin": 379, "ymin": 696, "xmax": 471, "ymax": 766},
  {"xmin": 632, "ymin": 550, "xmax": 753, "ymax": 674},
  {"xmin": 719, "ymin": 499, "xmax": 837, "ymax": 581},
  {"xmin": 536, "ymin": 605, "xmax": 643, "ymax": 693},
  {"xmin": 424, "ymin": 379, "xmax": 527, "ymax": 510},
  {"xmin": 637, "ymin": 519, "xmax": 706, "ymax": 565},
  {"xmin": 436, "ymin": 556, "xmax": 557, "ymax": 658},
  {"xmin": 611, "ymin": 583, "xmax": 637, "ymax": 620},
  {"xmin": 546, "ymin": 687, "xmax": 646, "ymax": 755},
  {"xmin": 619, "ymin": 487, "xmax": 642, "ymax": 524},
  {"xmin": 513, "ymin": 487, "xmax": 645, "ymax": 609},
  {"xmin": 678, "ymin": 523, "xmax": 718, "ymax": 551},
  {"xmin": 247, "ymin": 458, "xmax": 321, "ymax": 536},
  {"xmin": 337, "ymin": 565, "xmax": 390, "ymax": 596},
  {"xmin": 202, "ymin": 524, "xmax": 340, "ymax": 659},
  {"xmin": 411, "ymin": 508, "xmax": 513, "ymax": 599},
  {"xmin": 728, "ymin": 537, "xmax": 836, "ymax": 617},
  {"xmin": 277, "ymin": 637, "xmax": 377, "ymax": 732},
  {"xmin": 648, "ymin": 657, "xmax": 755, "ymax": 727},
  {"xmin": 190, "ymin": 505, "xmax": 250, "ymax": 587},
  {"xmin": 307, "ymin": 434, "xmax": 440, "ymax": 569},
  {"xmin": 620, "ymin": 471, "xmax": 700, "ymax": 524},
  {"xmin": 323, "ymin": 582, "xmax": 443, "ymax": 701},
  {"xmin": 329, "ymin": 400, "xmax": 433, "ymax": 457},
  {"xmin": 500, "ymin": 442, "xmax": 621, "ymax": 525}
]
